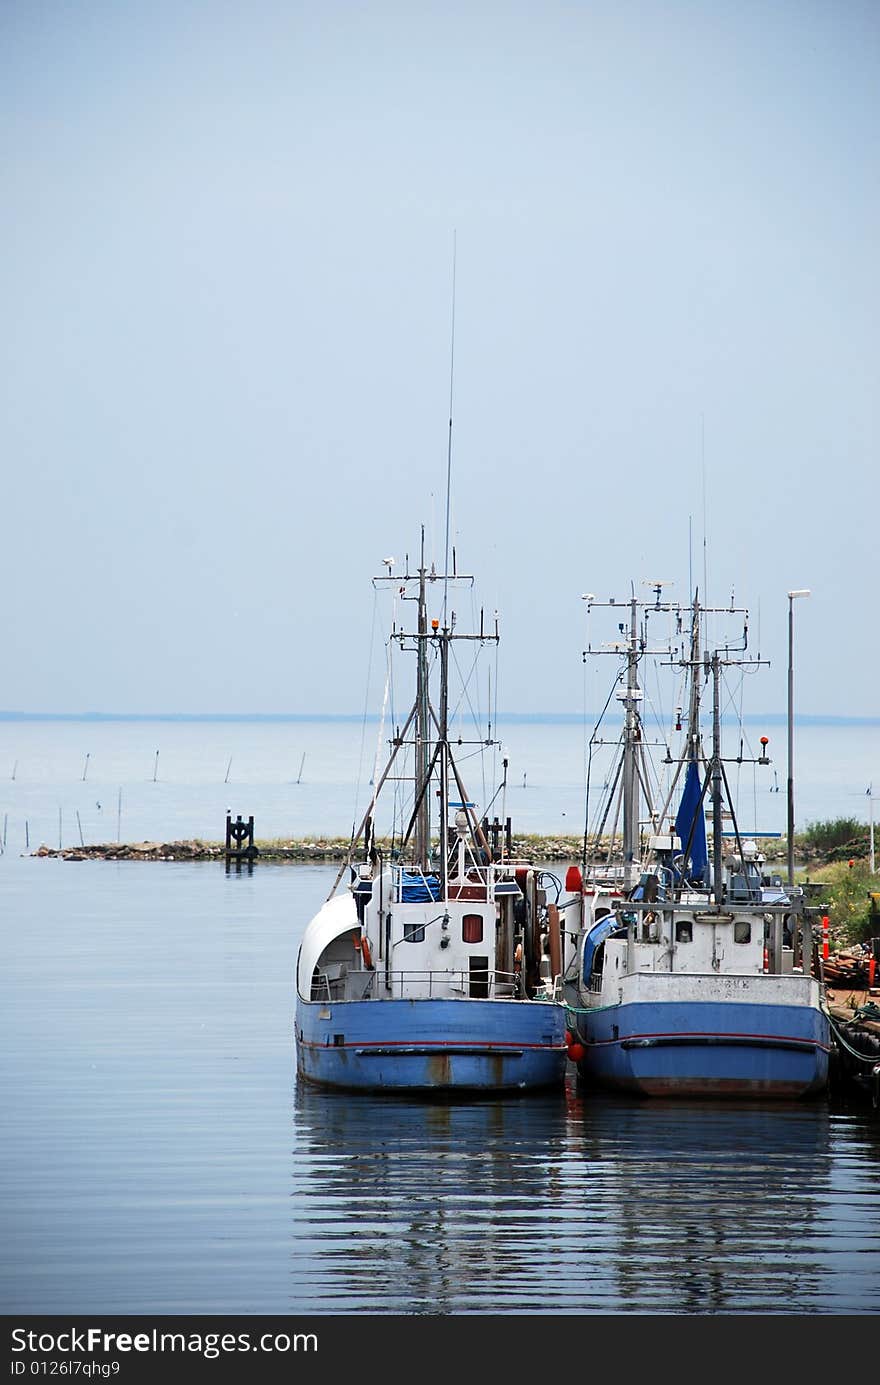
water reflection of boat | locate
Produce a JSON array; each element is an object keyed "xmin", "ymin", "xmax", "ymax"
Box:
[
  {"xmin": 289, "ymin": 1085, "xmax": 871, "ymax": 1314},
  {"xmin": 290, "ymin": 1083, "xmax": 571, "ymax": 1313},
  {"xmin": 294, "ymin": 546, "xmax": 567, "ymax": 1093},
  {"xmin": 561, "ymin": 1092, "xmax": 833, "ymax": 1314}
]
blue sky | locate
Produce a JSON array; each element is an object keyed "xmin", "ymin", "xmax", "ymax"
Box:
[{"xmin": 1, "ymin": 1, "xmax": 877, "ymax": 715}]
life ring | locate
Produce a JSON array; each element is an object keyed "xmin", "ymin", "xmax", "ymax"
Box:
[{"xmin": 361, "ymin": 936, "xmax": 375, "ymax": 970}]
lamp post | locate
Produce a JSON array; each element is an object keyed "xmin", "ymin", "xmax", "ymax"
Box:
[{"xmin": 787, "ymin": 589, "xmax": 810, "ymax": 891}]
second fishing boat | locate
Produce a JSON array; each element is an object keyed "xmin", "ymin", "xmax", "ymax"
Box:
[{"xmin": 560, "ymin": 588, "xmax": 830, "ymax": 1098}]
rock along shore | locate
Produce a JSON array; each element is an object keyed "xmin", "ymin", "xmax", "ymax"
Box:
[{"xmin": 31, "ymin": 834, "xmax": 796, "ymax": 865}]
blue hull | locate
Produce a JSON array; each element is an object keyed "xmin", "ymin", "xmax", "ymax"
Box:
[
  {"xmin": 569, "ymin": 999, "xmax": 830, "ymax": 1098},
  {"xmin": 295, "ymin": 996, "xmax": 568, "ymax": 1092}
]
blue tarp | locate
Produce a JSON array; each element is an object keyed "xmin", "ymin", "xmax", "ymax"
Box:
[
  {"xmin": 399, "ymin": 872, "xmax": 442, "ymax": 902},
  {"xmin": 675, "ymin": 759, "xmax": 708, "ymax": 880}
]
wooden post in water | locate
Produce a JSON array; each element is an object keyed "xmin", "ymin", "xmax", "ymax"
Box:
[{"xmin": 225, "ymin": 812, "xmax": 258, "ymax": 873}]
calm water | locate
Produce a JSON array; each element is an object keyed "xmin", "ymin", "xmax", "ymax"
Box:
[
  {"xmin": 2, "ymin": 854, "xmax": 878, "ymax": 1315},
  {"xmin": 0, "ymin": 716, "xmax": 878, "ymax": 848}
]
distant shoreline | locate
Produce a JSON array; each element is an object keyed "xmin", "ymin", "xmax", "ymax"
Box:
[{"xmin": 2, "ymin": 712, "xmax": 879, "ymax": 726}]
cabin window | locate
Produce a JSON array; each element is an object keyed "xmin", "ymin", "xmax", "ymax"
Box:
[
  {"xmin": 402, "ymin": 921, "xmax": 426, "ymax": 943},
  {"xmin": 462, "ymin": 913, "xmax": 484, "ymax": 944},
  {"xmin": 734, "ymin": 921, "xmax": 752, "ymax": 944},
  {"xmin": 675, "ymin": 921, "xmax": 693, "ymax": 943}
]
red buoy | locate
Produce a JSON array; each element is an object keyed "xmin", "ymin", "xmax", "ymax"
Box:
[
  {"xmin": 565, "ymin": 865, "xmax": 583, "ymax": 893},
  {"xmin": 567, "ymin": 1043, "xmax": 585, "ymax": 1063}
]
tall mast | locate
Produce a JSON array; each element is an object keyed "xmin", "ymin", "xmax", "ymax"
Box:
[
  {"xmin": 710, "ymin": 651, "xmax": 723, "ymax": 903},
  {"xmin": 374, "ymin": 549, "xmax": 487, "ymax": 878},
  {"xmin": 687, "ymin": 594, "xmax": 702, "ymax": 765},
  {"xmin": 580, "ymin": 589, "xmax": 754, "ymax": 893},
  {"xmin": 439, "ymin": 621, "xmax": 450, "ymax": 898},
  {"xmin": 415, "ymin": 532, "xmax": 431, "ymax": 871},
  {"xmin": 622, "ymin": 596, "xmax": 640, "ymax": 891}
]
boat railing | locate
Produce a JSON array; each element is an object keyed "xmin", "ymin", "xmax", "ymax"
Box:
[
  {"xmin": 389, "ymin": 861, "xmax": 519, "ymax": 903},
  {"xmin": 391, "ymin": 864, "xmax": 444, "ymax": 904},
  {"xmin": 311, "ymin": 966, "xmax": 525, "ymax": 1002}
]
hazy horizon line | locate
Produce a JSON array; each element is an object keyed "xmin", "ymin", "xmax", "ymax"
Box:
[{"xmin": 1, "ymin": 711, "xmax": 878, "ymax": 727}]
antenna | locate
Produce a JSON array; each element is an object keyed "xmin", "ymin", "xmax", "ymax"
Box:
[
  {"xmin": 701, "ymin": 414, "xmax": 708, "ymax": 610},
  {"xmin": 688, "ymin": 513, "xmax": 693, "ymax": 601},
  {"xmin": 443, "ymin": 231, "xmax": 457, "ymax": 627},
  {"xmin": 642, "ymin": 578, "xmax": 672, "ymax": 609}
]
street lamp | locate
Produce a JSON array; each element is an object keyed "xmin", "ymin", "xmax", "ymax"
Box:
[{"xmin": 787, "ymin": 589, "xmax": 811, "ymax": 891}]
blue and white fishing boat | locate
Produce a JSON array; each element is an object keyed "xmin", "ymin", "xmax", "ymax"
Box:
[
  {"xmin": 560, "ymin": 590, "xmax": 830, "ymax": 1098},
  {"xmin": 295, "ymin": 543, "xmax": 568, "ymax": 1093}
]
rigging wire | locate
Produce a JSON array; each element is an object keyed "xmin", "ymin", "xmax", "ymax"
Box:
[
  {"xmin": 352, "ymin": 585, "xmax": 381, "ymax": 835},
  {"xmin": 449, "ymin": 640, "xmax": 487, "ymax": 735},
  {"xmin": 467, "ymin": 581, "xmax": 488, "ymax": 811},
  {"xmin": 582, "ymin": 666, "xmax": 626, "ymax": 872}
]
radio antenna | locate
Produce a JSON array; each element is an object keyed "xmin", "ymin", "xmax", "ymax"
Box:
[{"xmin": 443, "ymin": 231, "xmax": 457, "ymax": 626}]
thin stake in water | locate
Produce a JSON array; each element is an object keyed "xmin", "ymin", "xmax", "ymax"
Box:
[
  {"xmin": 297, "ymin": 753, "xmax": 306, "ymax": 784},
  {"xmin": 225, "ymin": 756, "xmax": 232, "ymax": 784},
  {"xmin": 82, "ymin": 753, "xmax": 90, "ymax": 782},
  {"xmin": 76, "ymin": 810, "xmax": 84, "ymax": 847},
  {"xmin": 153, "ymin": 750, "xmax": 159, "ymax": 783},
  {"xmin": 25, "ymin": 819, "xmax": 29, "ymax": 849}
]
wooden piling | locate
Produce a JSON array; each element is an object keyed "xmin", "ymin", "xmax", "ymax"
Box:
[{"xmin": 225, "ymin": 813, "xmax": 259, "ymax": 872}]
